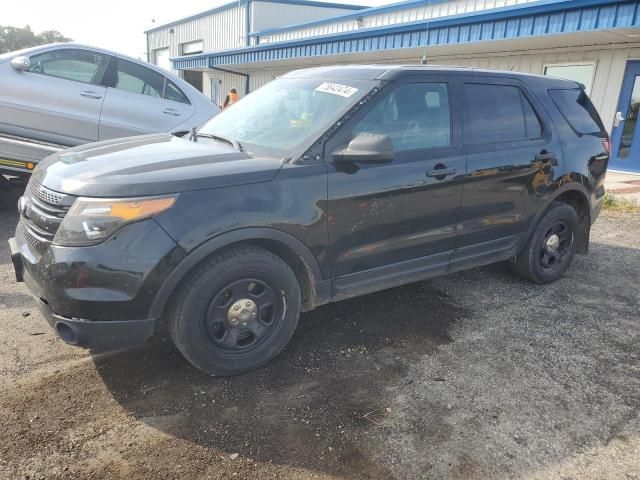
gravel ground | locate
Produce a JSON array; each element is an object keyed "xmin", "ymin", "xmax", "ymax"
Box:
[{"xmin": 0, "ymin": 195, "xmax": 638, "ymax": 480}]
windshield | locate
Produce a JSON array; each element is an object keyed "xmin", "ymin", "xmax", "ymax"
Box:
[{"xmin": 198, "ymin": 77, "xmax": 378, "ymax": 158}]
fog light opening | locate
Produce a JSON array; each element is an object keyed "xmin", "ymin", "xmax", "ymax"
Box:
[{"xmin": 55, "ymin": 322, "xmax": 78, "ymax": 345}]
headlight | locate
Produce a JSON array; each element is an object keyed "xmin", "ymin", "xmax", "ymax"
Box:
[{"xmin": 53, "ymin": 195, "xmax": 177, "ymax": 246}]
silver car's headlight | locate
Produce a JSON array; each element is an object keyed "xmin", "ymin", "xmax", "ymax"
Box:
[{"xmin": 53, "ymin": 195, "xmax": 177, "ymax": 246}]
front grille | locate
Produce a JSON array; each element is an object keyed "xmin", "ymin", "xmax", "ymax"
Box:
[
  {"xmin": 30, "ymin": 181, "xmax": 67, "ymax": 206},
  {"xmin": 20, "ymin": 181, "xmax": 75, "ymax": 248},
  {"xmin": 23, "ymin": 227, "xmax": 42, "ymax": 249}
]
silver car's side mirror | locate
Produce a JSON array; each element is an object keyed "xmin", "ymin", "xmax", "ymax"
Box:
[{"xmin": 10, "ymin": 56, "xmax": 30, "ymax": 71}]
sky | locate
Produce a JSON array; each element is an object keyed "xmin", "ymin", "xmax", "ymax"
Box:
[{"xmin": 3, "ymin": 0, "xmax": 390, "ymax": 59}]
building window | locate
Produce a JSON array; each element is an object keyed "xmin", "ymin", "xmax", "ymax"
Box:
[
  {"xmin": 543, "ymin": 63, "xmax": 596, "ymax": 95},
  {"xmin": 181, "ymin": 40, "xmax": 204, "ymax": 55},
  {"xmin": 154, "ymin": 47, "xmax": 171, "ymax": 71}
]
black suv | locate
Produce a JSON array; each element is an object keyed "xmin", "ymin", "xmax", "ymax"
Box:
[{"xmin": 9, "ymin": 66, "xmax": 609, "ymax": 376}]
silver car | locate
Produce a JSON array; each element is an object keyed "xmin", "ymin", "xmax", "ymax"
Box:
[{"xmin": 0, "ymin": 43, "xmax": 220, "ymax": 147}]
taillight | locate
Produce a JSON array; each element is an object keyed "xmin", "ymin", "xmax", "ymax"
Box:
[{"xmin": 601, "ymin": 137, "xmax": 611, "ymax": 154}]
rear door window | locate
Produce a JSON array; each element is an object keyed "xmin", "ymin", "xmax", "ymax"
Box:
[
  {"xmin": 549, "ymin": 89, "xmax": 603, "ymax": 135},
  {"xmin": 465, "ymin": 83, "xmax": 542, "ymax": 144},
  {"xmin": 109, "ymin": 58, "xmax": 165, "ymax": 98}
]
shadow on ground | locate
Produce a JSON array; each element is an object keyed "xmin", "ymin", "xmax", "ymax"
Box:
[
  {"xmin": 90, "ymin": 241, "xmax": 640, "ymax": 478},
  {"xmin": 94, "ymin": 282, "xmax": 466, "ymax": 479}
]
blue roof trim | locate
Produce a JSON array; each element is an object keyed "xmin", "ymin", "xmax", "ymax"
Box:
[
  {"xmin": 172, "ymin": 0, "xmax": 640, "ymax": 69},
  {"xmin": 145, "ymin": 0, "xmax": 366, "ymax": 34},
  {"xmin": 248, "ymin": 0, "xmax": 452, "ymax": 37}
]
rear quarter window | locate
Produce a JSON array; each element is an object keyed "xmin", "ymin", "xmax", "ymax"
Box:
[
  {"xmin": 549, "ymin": 89, "xmax": 603, "ymax": 135},
  {"xmin": 165, "ymin": 80, "xmax": 190, "ymax": 104}
]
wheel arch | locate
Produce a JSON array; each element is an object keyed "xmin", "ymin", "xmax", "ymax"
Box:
[
  {"xmin": 528, "ymin": 182, "xmax": 592, "ymax": 254},
  {"xmin": 149, "ymin": 228, "xmax": 329, "ymax": 320}
]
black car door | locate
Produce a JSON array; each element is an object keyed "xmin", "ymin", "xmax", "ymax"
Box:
[
  {"xmin": 324, "ymin": 75, "xmax": 466, "ymax": 298},
  {"xmin": 451, "ymin": 76, "xmax": 562, "ymax": 270}
]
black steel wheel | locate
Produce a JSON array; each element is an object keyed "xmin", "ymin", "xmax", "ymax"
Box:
[
  {"xmin": 539, "ymin": 220, "xmax": 573, "ymax": 272},
  {"xmin": 203, "ymin": 278, "xmax": 284, "ymax": 357},
  {"xmin": 511, "ymin": 202, "xmax": 580, "ymax": 284},
  {"xmin": 169, "ymin": 246, "xmax": 301, "ymax": 376}
]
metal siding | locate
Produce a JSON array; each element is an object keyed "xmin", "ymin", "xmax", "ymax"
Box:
[
  {"xmin": 257, "ymin": 0, "xmax": 540, "ymax": 43},
  {"xmin": 250, "ymin": 2, "xmax": 360, "ymax": 32},
  {"xmin": 203, "ymin": 1, "xmax": 640, "ymax": 69},
  {"xmin": 148, "ymin": 4, "xmax": 247, "ymax": 72},
  {"xmin": 617, "ymin": 3, "xmax": 636, "ymax": 26}
]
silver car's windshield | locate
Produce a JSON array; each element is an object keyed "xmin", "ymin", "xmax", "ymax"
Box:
[{"xmin": 198, "ymin": 77, "xmax": 378, "ymax": 158}]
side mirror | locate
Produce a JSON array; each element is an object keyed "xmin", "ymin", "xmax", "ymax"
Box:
[
  {"xmin": 10, "ymin": 56, "xmax": 30, "ymax": 71},
  {"xmin": 332, "ymin": 133, "xmax": 394, "ymax": 164}
]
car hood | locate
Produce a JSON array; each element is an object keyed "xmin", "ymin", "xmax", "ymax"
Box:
[{"xmin": 33, "ymin": 134, "xmax": 284, "ymax": 197}]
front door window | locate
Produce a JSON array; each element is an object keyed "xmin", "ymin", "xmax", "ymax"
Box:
[
  {"xmin": 353, "ymin": 82, "xmax": 451, "ymax": 151},
  {"xmin": 28, "ymin": 49, "xmax": 108, "ymax": 84}
]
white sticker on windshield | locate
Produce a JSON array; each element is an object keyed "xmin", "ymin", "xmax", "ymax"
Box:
[{"xmin": 315, "ymin": 82, "xmax": 358, "ymax": 98}]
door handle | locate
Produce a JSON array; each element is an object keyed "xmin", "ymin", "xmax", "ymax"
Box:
[
  {"xmin": 427, "ymin": 165, "xmax": 456, "ymax": 179},
  {"xmin": 535, "ymin": 152, "xmax": 558, "ymax": 165},
  {"xmin": 80, "ymin": 91, "xmax": 102, "ymax": 99},
  {"xmin": 613, "ymin": 111, "xmax": 624, "ymax": 128},
  {"xmin": 162, "ymin": 109, "xmax": 181, "ymax": 116}
]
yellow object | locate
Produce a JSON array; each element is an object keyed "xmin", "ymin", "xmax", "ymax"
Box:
[
  {"xmin": 0, "ymin": 158, "xmax": 29, "ymax": 169},
  {"xmin": 71, "ymin": 196, "xmax": 176, "ymax": 221}
]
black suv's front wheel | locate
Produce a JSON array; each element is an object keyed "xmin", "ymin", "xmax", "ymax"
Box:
[
  {"xmin": 168, "ymin": 246, "xmax": 301, "ymax": 376},
  {"xmin": 511, "ymin": 202, "xmax": 580, "ymax": 284}
]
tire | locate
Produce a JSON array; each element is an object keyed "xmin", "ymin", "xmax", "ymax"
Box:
[
  {"xmin": 168, "ymin": 245, "xmax": 301, "ymax": 376},
  {"xmin": 511, "ymin": 202, "xmax": 580, "ymax": 284}
]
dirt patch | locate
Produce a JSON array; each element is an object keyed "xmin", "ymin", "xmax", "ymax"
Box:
[
  {"xmin": 1, "ymin": 277, "xmax": 464, "ymax": 479},
  {"xmin": 1, "ymin": 208, "xmax": 639, "ymax": 479}
]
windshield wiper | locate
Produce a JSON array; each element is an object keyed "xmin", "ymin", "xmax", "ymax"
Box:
[{"xmin": 190, "ymin": 128, "xmax": 242, "ymax": 152}]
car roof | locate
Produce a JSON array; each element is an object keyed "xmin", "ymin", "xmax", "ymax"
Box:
[
  {"xmin": 283, "ymin": 64, "xmax": 581, "ymax": 89},
  {"xmin": 2, "ymin": 42, "xmax": 168, "ymax": 75}
]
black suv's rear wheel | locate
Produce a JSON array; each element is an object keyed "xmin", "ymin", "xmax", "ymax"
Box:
[
  {"xmin": 511, "ymin": 202, "xmax": 580, "ymax": 284},
  {"xmin": 169, "ymin": 246, "xmax": 301, "ymax": 376}
]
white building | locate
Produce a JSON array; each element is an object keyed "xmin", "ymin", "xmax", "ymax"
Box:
[
  {"xmin": 149, "ymin": 0, "xmax": 640, "ymax": 173},
  {"xmin": 146, "ymin": 0, "xmax": 366, "ymax": 102}
]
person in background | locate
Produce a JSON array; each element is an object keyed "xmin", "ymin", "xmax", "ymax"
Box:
[{"xmin": 223, "ymin": 88, "xmax": 239, "ymax": 109}]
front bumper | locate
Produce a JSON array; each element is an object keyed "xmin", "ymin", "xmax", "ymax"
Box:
[
  {"xmin": 9, "ymin": 236, "xmax": 23, "ymax": 282},
  {"xmin": 30, "ymin": 286, "xmax": 156, "ymax": 350},
  {"xmin": 10, "ymin": 217, "xmax": 185, "ymax": 351}
]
